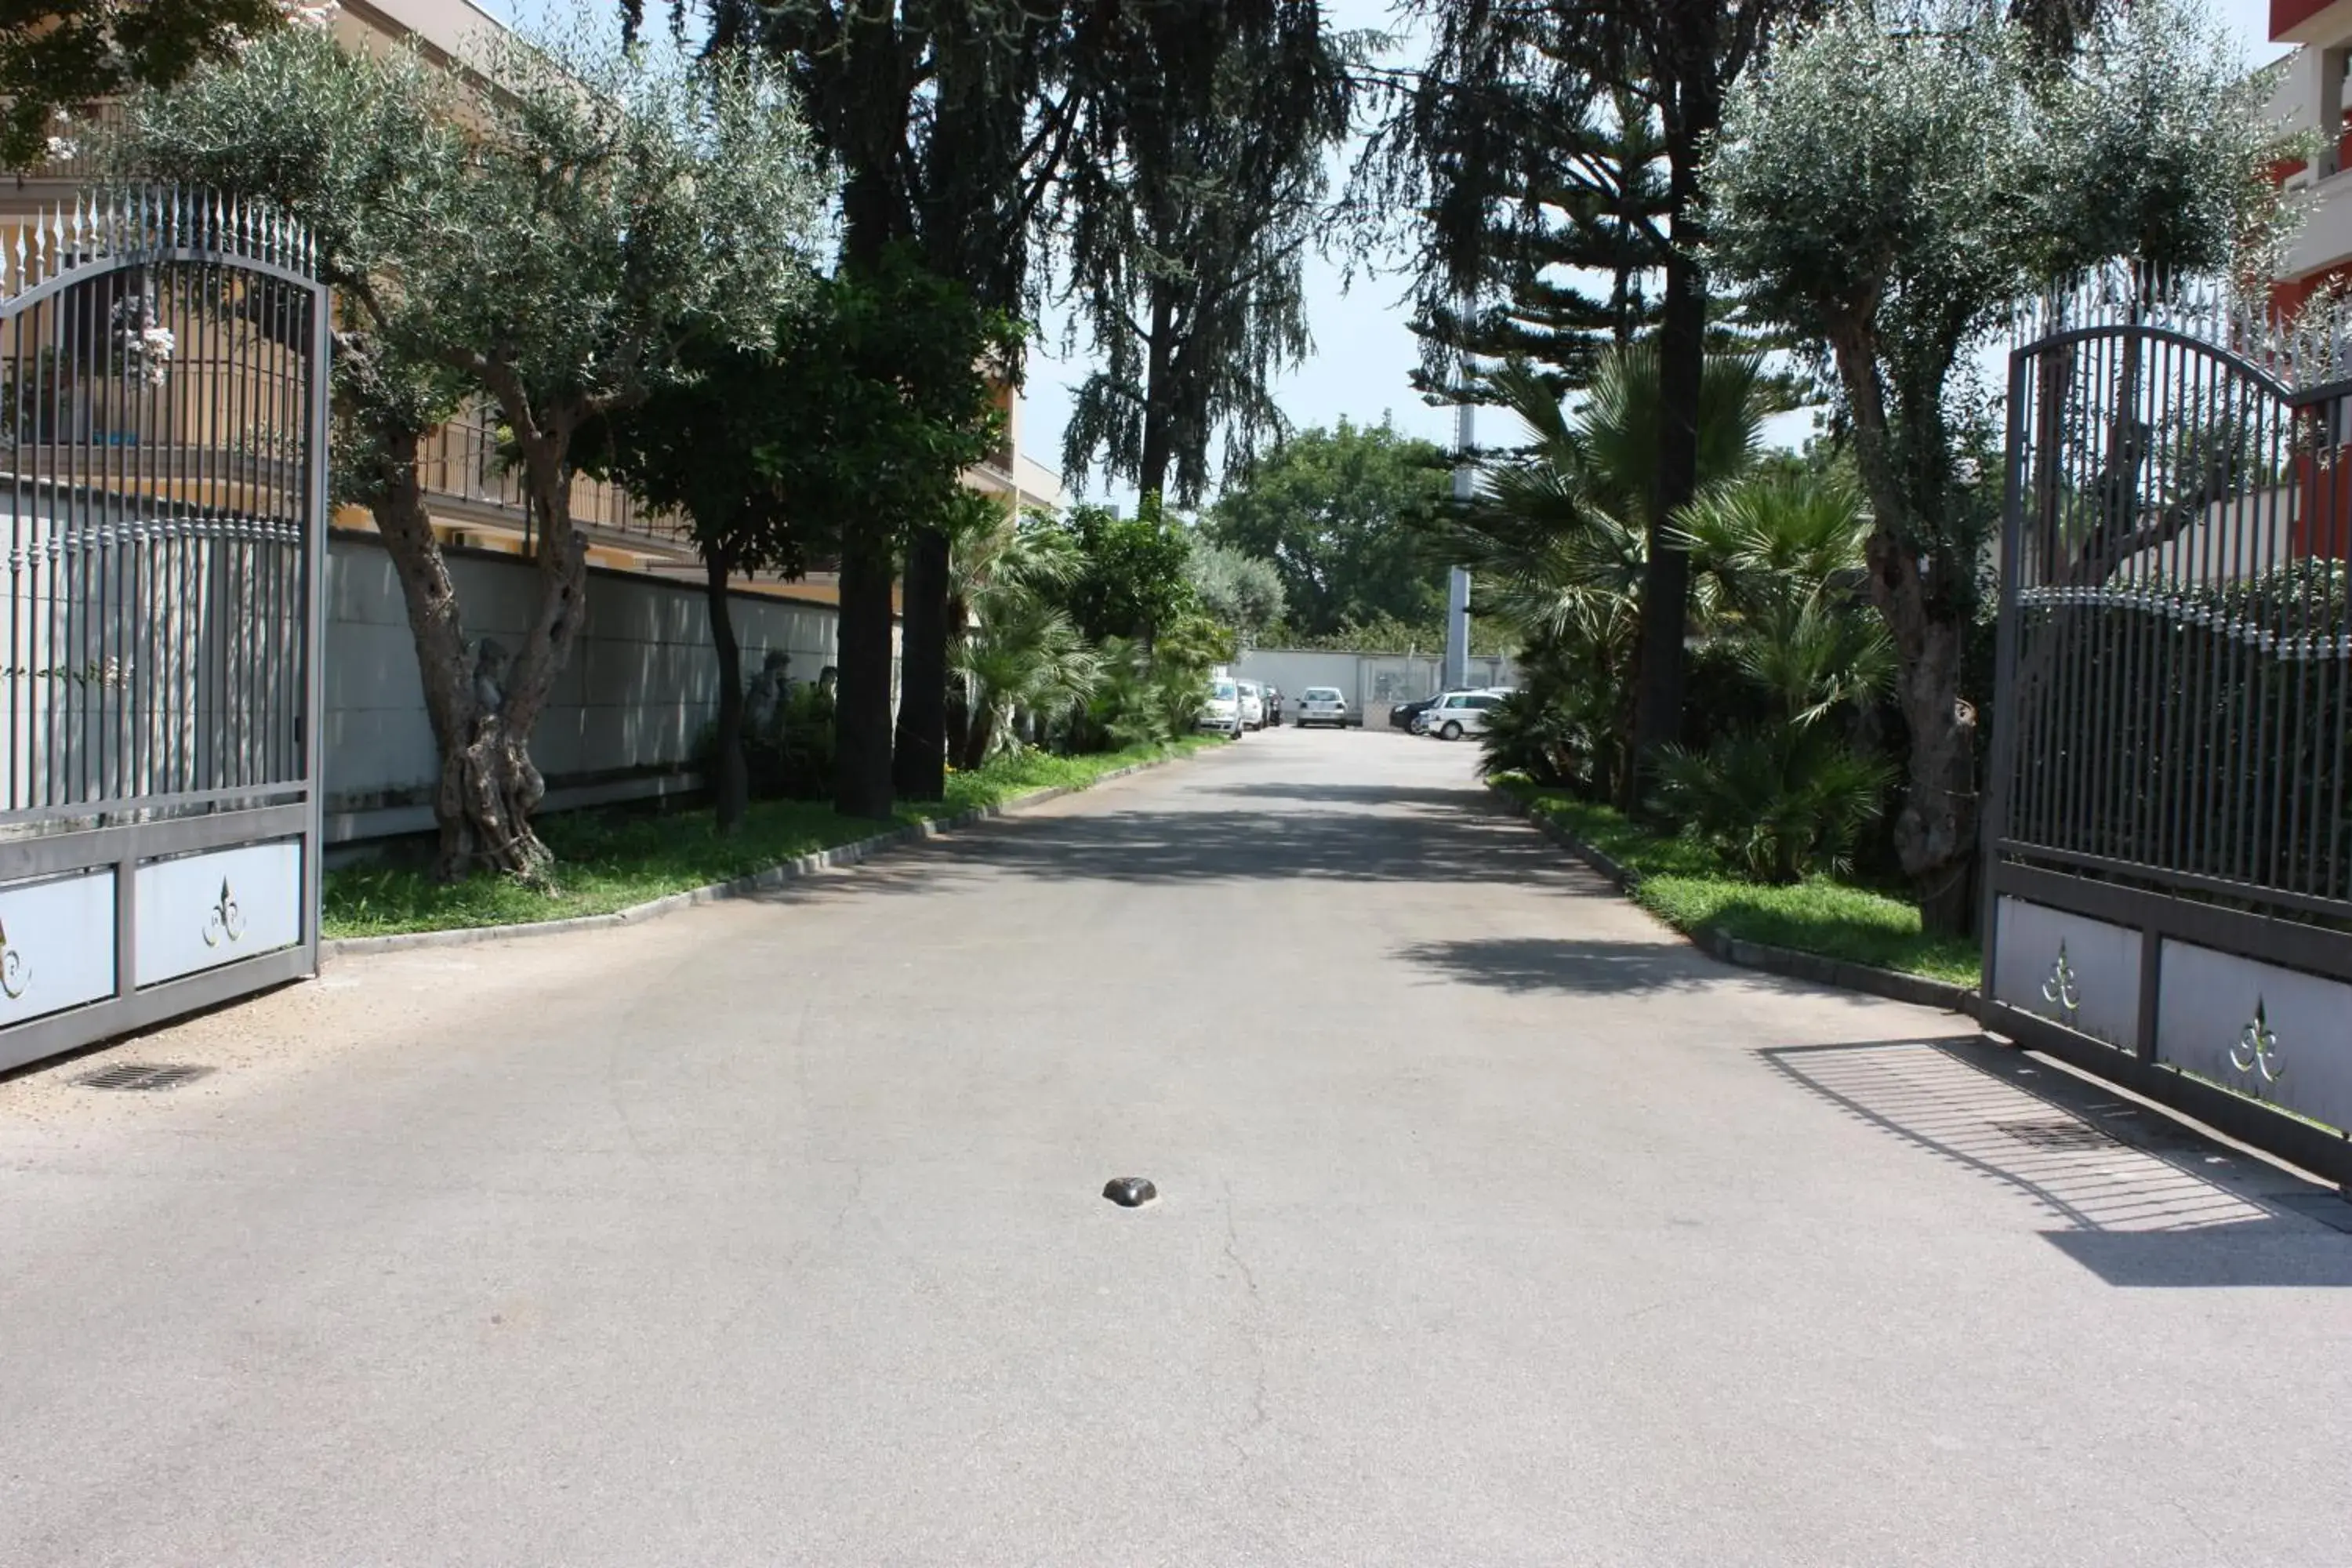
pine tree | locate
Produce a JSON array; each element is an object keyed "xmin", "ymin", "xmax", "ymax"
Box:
[{"xmin": 1410, "ymin": 83, "xmax": 1669, "ymax": 401}]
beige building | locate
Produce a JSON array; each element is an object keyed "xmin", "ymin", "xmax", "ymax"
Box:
[{"xmin": 9, "ymin": 0, "xmax": 1065, "ymax": 612}]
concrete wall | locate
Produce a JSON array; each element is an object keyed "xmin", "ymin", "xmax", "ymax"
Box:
[{"xmin": 325, "ymin": 532, "xmax": 842, "ymax": 844}]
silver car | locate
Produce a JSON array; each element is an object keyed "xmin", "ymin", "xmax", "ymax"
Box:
[{"xmin": 1294, "ymin": 686, "xmax": 1352, "ymax": 728}]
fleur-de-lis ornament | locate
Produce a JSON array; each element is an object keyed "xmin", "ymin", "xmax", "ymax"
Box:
[
  {"xmin": 0, "ymin": 916, "xmax": 27, "ymax": 1000},
  {"xmin": 201, "ymin": 877, "xmax": 245, "ymax": 949},
  {"xmin": 2041, "ymin": 941, "xmax": 2081, "ymax": 1019},
  {"xmin": 2229, "ymin": 999, "xmax": 2283, "ymax": 1085}
]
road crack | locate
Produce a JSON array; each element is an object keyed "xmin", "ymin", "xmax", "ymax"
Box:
[{"xmin": 1221, "ymin": 1178, "xmax": 1272, "ymax": 1478}]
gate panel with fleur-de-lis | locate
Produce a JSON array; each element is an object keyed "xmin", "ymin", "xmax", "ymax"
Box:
[
  {"xmin": 1982, "ymin": 270, "xmax": 2352, "ymax": 1183},
  {"xmin": 0, "ymin": 191, "xmax": 328, "ymax": 1073}
]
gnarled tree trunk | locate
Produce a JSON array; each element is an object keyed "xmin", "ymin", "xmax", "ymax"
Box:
[
  {"xmin": 1868, "ymin": 538, "xmax": 1979, "ymax": 935},
  {"xmin": 1832, "ymin": 327, "xmax": 1981, "ymax": 935},
  {"xmin": 365, "ymin": 409, "xmax": 590, "ymax": 884}
]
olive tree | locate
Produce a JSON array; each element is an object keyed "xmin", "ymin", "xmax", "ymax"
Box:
[
  {"xmin": 124, "ymin": 25, "xmax": 824, "ymax": 880},
  {"xmin": 1706, "ymin": 0, "xmax": 2285, "ymax": 933}
]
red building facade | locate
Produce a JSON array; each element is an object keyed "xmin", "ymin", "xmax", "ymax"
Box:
[{"xmin": 2267, "ymin": 3, "xmax": 2352, "ymax": 557}]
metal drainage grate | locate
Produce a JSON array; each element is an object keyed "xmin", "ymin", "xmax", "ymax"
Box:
[
  {"xmin": 76, "ymin": 1063, "xmax": 214, "ymax": 1093},
  {"xmin": 1991, "ymin": 1119, "xmax": 2115, "ymax": 1152}
]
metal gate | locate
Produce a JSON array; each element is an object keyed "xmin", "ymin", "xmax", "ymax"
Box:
[
  {"xmin": 0, "ymin": 192, "xmax": 328, "ymax": 1073},
  {"xmin": 1982, "ymin": 277, "xmax": 2352, "ymax": 1183}
]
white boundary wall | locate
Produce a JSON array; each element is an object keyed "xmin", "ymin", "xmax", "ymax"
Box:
[
  {"xmin": 1236, "ymin": 648, "xmax": 1519, "ymax": 724},
  {"xmin": 323, "ymin": 532, "xmax": 846, "ymax": 844}
]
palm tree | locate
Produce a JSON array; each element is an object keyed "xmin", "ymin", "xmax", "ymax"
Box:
[
  {"xmin": 1653, "ymin": 472, "xmax": 1900, "ymax": 883},
  {"xmin": 1675, "ymin": 472, "xmax": 1895, "ymax": 728},
  {"xmin": 946, "ymin": 499, "xmax": 1102, "ymax": 768},
  {"xmin": 1436, "ymin": 343, "xmax": 1773, "ymax": 802}
]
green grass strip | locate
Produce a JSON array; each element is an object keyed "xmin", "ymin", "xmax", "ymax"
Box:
[
  {"xmin": 324, "ymin": 736, "xmax": 1223, "ymax": 939},
  {"xmin": 1492, "ymin": 775, "xmax": 1980, "ymax": 987}
]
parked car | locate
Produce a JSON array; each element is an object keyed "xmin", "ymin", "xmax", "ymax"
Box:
[
  {"xmin": 1388, "ymin": 695, "xmax": 1439, "ymax": 731},
  {"xmin": 1264, "ymin": 686, "xmax": 1284, "ymax": 726},
  {"xmin": 1415, "ymin": 688, "xmax": 1508, "ymax": 741},
  {"xmin": 1294, "ymin": 686, "xmax": 1354, "ymax": 728},
  {"xmin": 1200, "ymin": 676, "xmax": 1245, "ymax": 736},
  {"xmin": 1236, "ymin": 679, "xmax": 1267, "ymax": 731}
]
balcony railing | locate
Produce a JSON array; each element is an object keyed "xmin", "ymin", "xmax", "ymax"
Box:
[
  {"xmin": 12, "ymin": 103, "xmax": 122, "ymax": 187},
  {"xmin": 418, "ymin": 401, "xmax": 695, "ymax": 556}
]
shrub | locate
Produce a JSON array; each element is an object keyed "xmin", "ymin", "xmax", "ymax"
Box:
[
  {"xmin": 1653, "ymin": 726, "xmax": 1896, "ymax": 884},
  {"xmin": 1077, "ymin": 637, "xmax": 1194, "ymax": 753},
  {"xmin": 1477, "ymin": 687, "xmax": 1595, "ymax": 788}
]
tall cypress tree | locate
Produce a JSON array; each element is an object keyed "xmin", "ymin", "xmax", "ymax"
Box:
[
  {"xmin": 648, "ymin": 0, "xmax": 1291, "ymax": 814},
  {"xmin": 1057, "ymin": 4, "xmax": 1359, "ymax": 508}
]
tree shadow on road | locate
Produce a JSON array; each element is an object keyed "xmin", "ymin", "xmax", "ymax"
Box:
[
  {"xmin": 1392, "ymin": 937, "xmax": 1716, "ymax": 996},
  {"xmin": 747, "ymin": 801, "xmax": 1599, "ymax": 901},
  {"xmin": 1195, "ymin": 782, "xmax": 1494, "ymax": 811},
  {"xmin": 1761, "ymin": 1035, "xmax": 2352, "ymax": 1287}
]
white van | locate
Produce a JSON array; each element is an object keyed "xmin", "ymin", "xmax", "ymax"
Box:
[
  {"xmin": 1200, "ymin": 676, "xmax": 1245, "ymax": 736},
  {"xmin": 1236, "ymin": 679, "xmax": 1268, "ymax": 731}
]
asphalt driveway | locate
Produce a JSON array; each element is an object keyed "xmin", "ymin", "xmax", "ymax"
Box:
[{"xmin": 4, "ymin": 727, "xmax": 2349, "ymax": 1566}]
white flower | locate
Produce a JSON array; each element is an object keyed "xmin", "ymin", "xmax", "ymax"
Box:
[
  {"xmin": 278, "ymin": 0, "xmax": 340, "ymax": 30},
  {"xmin": 1952, "ymin": 455, "xmax": 1983, "ymax": 488},
  {"xmin": 44, "ymin": 136, "xmax": 77, "ymax": 162},
  {"xmin": 129, "ymin": 327, "xmax": 176, "ymax": 387}
]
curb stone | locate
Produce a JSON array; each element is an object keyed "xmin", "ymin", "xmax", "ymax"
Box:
[
  {"xmin": 1488, "ymin": 782, "xmax": 1981, "ymax": 1018},
  {"xmin": 325, "ymin": 752, "xmax": 1188, "ymax": 960}
]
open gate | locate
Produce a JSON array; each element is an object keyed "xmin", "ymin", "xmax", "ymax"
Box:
[
  {"xmin": 1982, "ymin": 279, "xmax": 2352, "ymax": 1183},
  {"xmin": 0, "ymin": 192, "xmax": 328, "ymax": 1073}
]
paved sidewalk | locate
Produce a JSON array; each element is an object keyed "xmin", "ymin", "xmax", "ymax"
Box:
[{"xmin": 4, "ymin": 728, "xmax": 2348, "ymax": 1566}]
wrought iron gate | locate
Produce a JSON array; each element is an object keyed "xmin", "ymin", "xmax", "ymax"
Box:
[
  {"xmin": 0, "ymin": 192, "xmax": 328, "ymax": 1073},
  {"xmin": 1982, "ymin": 278, "xmax": 2352, "ymax": 1183}
]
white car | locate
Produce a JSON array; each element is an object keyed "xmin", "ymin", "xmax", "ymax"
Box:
[
  {"xmin": 1294, "ymin": 686, "xmax": 1352, "ymax": 728},
  {"xmin": 1416, "ymin": 688, "xmax": 1510, "ymax": 741},
  {"xmin": 1236, "ymin": 679, "xmax": 1268, "ymax": 731},
  {"xmin": 1200, "ymin": 677, "xmax": 1245, "ymax": 736}
]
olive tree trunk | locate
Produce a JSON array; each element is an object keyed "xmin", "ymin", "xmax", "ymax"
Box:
[
  {"xmin": 1832, "ymin": 328, "xmax": 1980, "ymax": 935},
  {"xmin": 1865, "ymin": 535, "xmax": 1979, "ymax": 935},
  {"xmin": 364, "ymin": 415, "xmax": 590, "ymax": 884}
]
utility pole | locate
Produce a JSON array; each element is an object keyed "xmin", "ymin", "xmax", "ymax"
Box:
[{"xmin": 1443, "ymin": 396, "xmax": 1472, "ymax": 692}]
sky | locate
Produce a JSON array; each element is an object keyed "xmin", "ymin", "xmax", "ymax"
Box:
[{"xmin": 482, "ymin": 0, "xmax": 2291, "ymax": 504}]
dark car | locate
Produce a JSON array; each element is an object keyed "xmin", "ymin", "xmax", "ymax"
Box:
[{"xmin": 1389, "ymin": 695, "xmax": 1440, "ymax": 731}]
